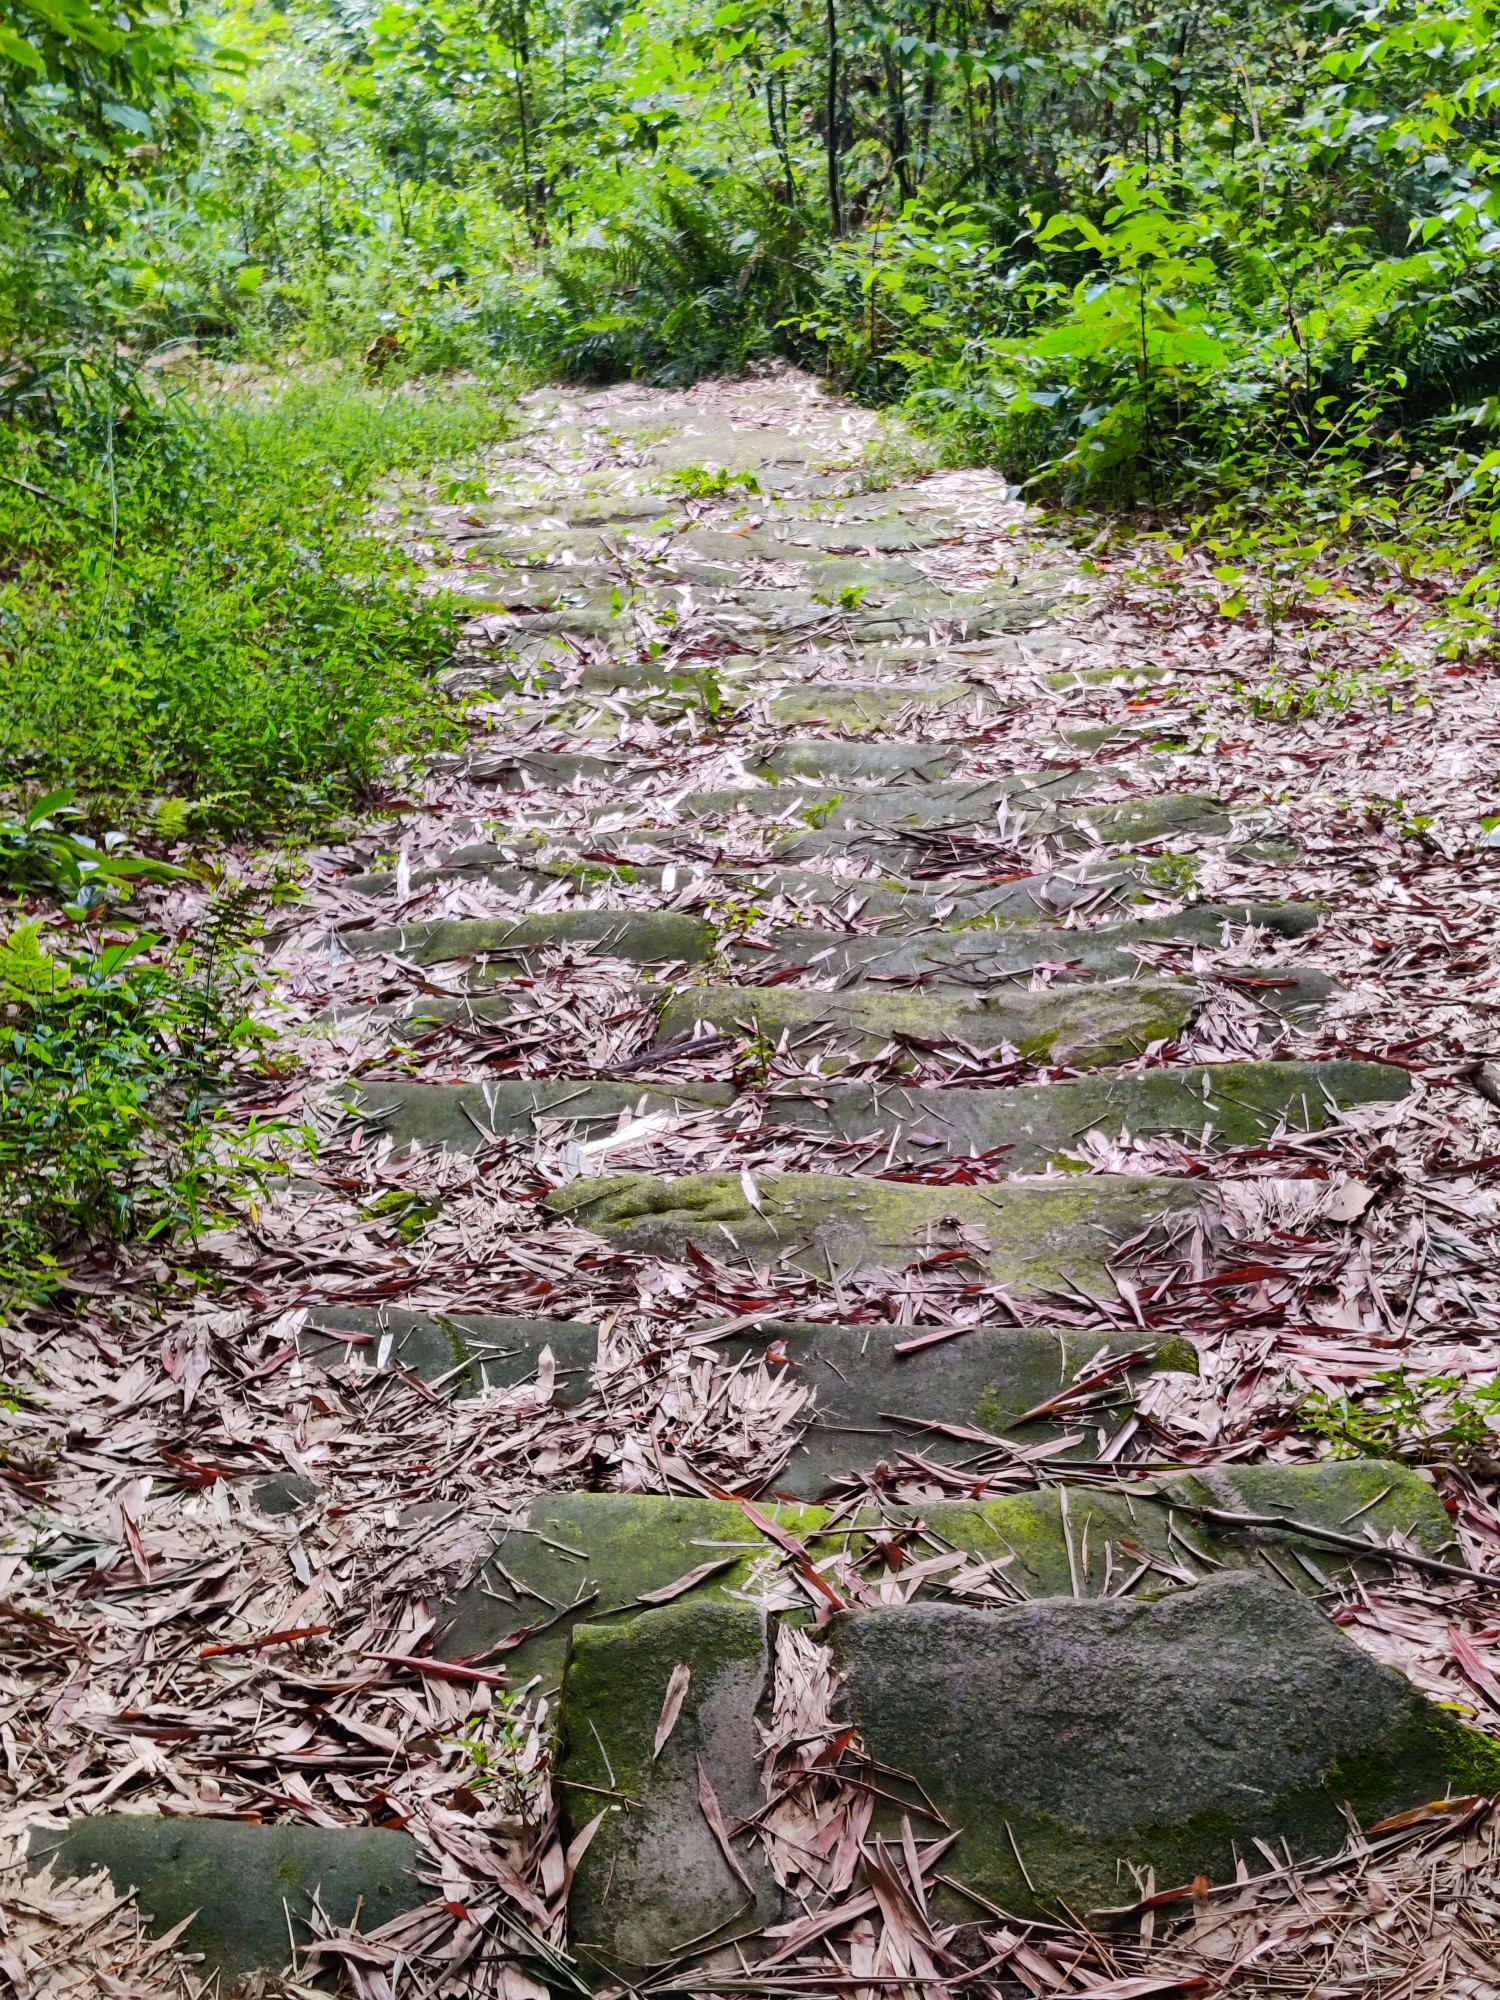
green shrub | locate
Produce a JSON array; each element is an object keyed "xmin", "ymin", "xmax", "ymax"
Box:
[
  {"xmin": 0, "ymin": 375, "xmax": 509, "ymax": 834},
  {"xmin": 0, "ymin": 917, "xmax": 267, "ymax": 1298}
]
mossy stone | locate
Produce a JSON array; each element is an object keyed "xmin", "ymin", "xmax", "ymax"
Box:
[
  {"xmin": 758, "ymin": 1061, "xmax": 1405, "ymax": 1170},
  {"xmin": 654, "ymin": 979, "xmax": 1195, "ymax": 1071},
  {"xmin": 28, "ymin": 1817, "xmax": 423, "ymax": 1982},
  {"xmin": 543, "ymin": 1169, "xmax": 1200, "ymax": 1290},
  {"xmin": 681, "ymin": 772, "xmax": 1106, "ymax": 824},
  {"xmin": 344, "ymin": 909, "xmax": 714, "ymax": 970},
  {"xmin": 830, "ymin": 1573, "xmax": 1500, "ymax": 1917},
  {"xmin": 347, "ymin": 1079, "xmax": 734, "ymax": 1155},
  {"xmin": 768, "ymin": 685, "xmax": 982, "ymax": 732},
  {"xmin": 774, "ymin": 792, "xmax": 1230, "ymax": 866},
  {"xmin": 720, "ymin": 1322, "xmax": 1187, "ymax": 1498},
  {"xmin": 559, "ymin": 1600, "xmax": 779, "ymax": 1978},
  {"xmin": 754, "ymin": 742, "xmax": 961, "ymax": 784},
  {"xmin": 300, "ymin": 1305, "xmax": 599, "ymax": 1403},
  {"xmin": 918, "ymin": 1459, "xmax": 1453, "ymax": 1600},
  {"xmin": 436, "ymin": 1491, "xmax": 830, "ymax": 1687}
]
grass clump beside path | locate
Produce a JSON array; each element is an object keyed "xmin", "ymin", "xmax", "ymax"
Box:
[{"xmin": 0, "ymin": 374, "xmax": 510, "ymax": 837}]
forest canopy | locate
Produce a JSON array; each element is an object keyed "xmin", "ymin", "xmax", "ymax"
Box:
[{"xmin": 6, "ymin": 0, "xmax": 1500, "ymax": 511}]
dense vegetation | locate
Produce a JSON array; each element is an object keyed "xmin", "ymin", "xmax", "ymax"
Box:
[{"xmin": 4, "ymin": 0, "xmax": 1500, "ymax": 1285}]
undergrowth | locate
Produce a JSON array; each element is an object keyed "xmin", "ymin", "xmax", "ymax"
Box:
[
  {"xmin": 0, "ymin": 372, "xmax": 509, "ymax": 836},
  {"xmin": 0, "ymin": 903, "xmax": 273, "ymax": 1303}
]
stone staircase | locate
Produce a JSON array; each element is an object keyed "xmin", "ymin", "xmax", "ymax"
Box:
[{"xmin": 35, "ymin": 378, "xmax": 1497, "ymax": 1989}]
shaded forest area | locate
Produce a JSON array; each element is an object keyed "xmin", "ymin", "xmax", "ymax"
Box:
[{"xmin": 0, "ymin": 0, "xmax": 1497, "ymax": 1297}]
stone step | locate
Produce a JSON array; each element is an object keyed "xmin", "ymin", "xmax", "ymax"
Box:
[
  {"xmin": 747, "ymin": 903, "xmax": 1332, "ymax": 1022},
  {"xmin": 756, "ymin": 1058, "xmax": 1403, "ymax": 1164},
  {"xmin": 347, "ymin": 1060, "xmax": 1402, "ymax": 1172},
  {"xmin": 753, "ymin": 737, "xmax": 965, "ymax": 782},
  {"xmin": 652, "ymin": 974, "xmax": 1198, "ymax": 1069},
  {"xmin": 436, "ymin": 1467, "xmax": 1453, "ymax": 1684},
  {"xmin": 766, "ymin": 792, "xmax": 1233, "ymax": 870},
  {"xmin": 557, "ymin": 1570, "xmax": 1499, "ymax": 1974},
  {"xmin": 339, "ymin": 845, "xmax": 1163, "ymax": 922},
  {"xmin": 299, "ymin": 1305, "xmax": 599, "ymax": 1402},
  {"xmin": 542, "ymin": 1169, "xmax": 1201, "ymax": 1287},
  {"xmin": 341, "ymin": 908, "xmax": 715, "ymax": 969},
  {"xmin": 28, "ymin": 1818, "xmax": 422, "ymax": 1984},
  {"xmin": 676, "ymin": 768, "xmax": 1120, "ymax": 824},
  {"xmin": 715, "ymin": 1319, "xmax": 1198, "ymax": 1496},
  {"xmin": 349, "ymin": 1078, "xmax": 736, "ymax": 1152},
  {"xmin": 679, "ymin": 769, "xmax": 1119, "ymax": 819}
]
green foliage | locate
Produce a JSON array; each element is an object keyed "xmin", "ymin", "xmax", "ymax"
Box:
[
  {"xmin": 0, "ymin": 789, "xmax": 198, "ymax": 908},
  {"xmin": 1302, "ymin": 1365, "xmax": 1500, "ymax": 1463},
  {"xmin": 0, "ymin": 916, "xmax": 268, "ymax": 1298},
  {"xmin": 0, "ymin": 375, "xmax": 507, "ymax": 833}
]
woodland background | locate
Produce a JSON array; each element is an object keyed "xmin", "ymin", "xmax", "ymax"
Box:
[{"xmin": 1, "ymin": 0, "xmax": 1499, "ymax": 1294}]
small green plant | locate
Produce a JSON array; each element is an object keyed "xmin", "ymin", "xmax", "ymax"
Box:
[
  {"xmin": 362, "ymin": 1187, "xmax": 443, "ymax": 1241},
  {"xmin": 799, "ymin": 793, "xmax": 843, "ymax": 829},
  {"xmin": 667, "ymin": 663, "xmax": 727, "ymax": 724},
  {"xmin": 1144, "ymin": 853, "xmax": 1200, "ymax": 894},
  {"xmin": 1301, "ymin": 1367, "xmax": 1500, "ymax": 1462},
  {"xmin": 0, "ymin": 790, "xmax": 197, "ymax": 909},
  {"xmin": 663, "ymin": 464, "xmax": 760, "ymax": 500},
  {"xmin": 1236, "ymin": 660, "xmax": 1423, "ymax": 724}
]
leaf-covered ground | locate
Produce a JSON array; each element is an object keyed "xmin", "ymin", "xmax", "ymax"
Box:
[{"xmin": 5, "ymin": 372, "xmax": 1500, "ymax": 1999}]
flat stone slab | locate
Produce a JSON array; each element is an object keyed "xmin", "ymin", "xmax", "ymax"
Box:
[
  {"xmin": 438, "ymin": 1466, "xmax": 1452, "ymax": 1686},
  {"xmin": 655, "ymin": 977, "xmax": 1196, "ymax": 1070},
  {"xmin": 543, "ymin": 1170, "xmax": 1201, "ymax": 1286},
  {"xmin": 753, "ymin": 739, "xmax": 964, "ymax": 782},
  {"xmin": 559, "ymin": 1600, "xmax": 780, "ymax": 1979},
  {"xmin": 773, "ymin": 792, "xmax": 1231, "ymax": 867},
  {"xmin": 28, "ymin": 1818, "xmax": 424, "ymax": 1982},
  {"xmin": 349, "ymin": 1078, "xmax": 734, "ymax": 1153},
  {"xmin": 682, "ymin": 772, "xmax": 1110, "ymax": 821},
  {"xmin": 831, "ymin": 1573, "xmax": 1500, "ymax": 1916},
  {"xmin": 343, "ymin": 910, "xmax": 714, "ymax": 968},
  {"xmin": 300, "ymin": 1305, "xmax": 599, "ymax": 1402},
  {"xmin": 717, "ymin": 1320, "xmax": 1195, "ymax": 1497},
  {"xmin": 767, "ymin": 684, "xmax": 990, "ymax": 731},
  {"xmin": 748, "ymin": 899, "xmax": 1322, "ymax": 979},
  {"xmin": 759, "ymin": 1060, "xmax": 1406, "ymax": 1168}
]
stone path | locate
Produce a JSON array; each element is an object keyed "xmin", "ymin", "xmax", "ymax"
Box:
[{"xmin": 11, "ymin": 373, "xmax": 1500, "ymax": 1998}]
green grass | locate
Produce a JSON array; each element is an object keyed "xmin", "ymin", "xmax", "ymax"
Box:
[{"xmin": 0, "ymin": 374, "xmax": 511, "ymax": 835}]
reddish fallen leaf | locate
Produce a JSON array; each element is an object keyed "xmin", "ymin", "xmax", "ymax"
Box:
[{"xmin": 200, "ymin": 1623, "xmax": 333, "ymax": 1658}]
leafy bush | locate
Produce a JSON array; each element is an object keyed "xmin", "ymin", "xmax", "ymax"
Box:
[
  {"xmin": 0, "ymin": 916, "xmax": 267, "ymax": 1298},
  {"xmin": 1302, "ymin": 1365, "xmax": 1500, "ymax": 1463},
  {"xmin": 0, "ymin": 375, "xmax": 508, "ymax": 833}
]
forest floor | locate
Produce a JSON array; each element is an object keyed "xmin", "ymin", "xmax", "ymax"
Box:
[{"xmin": 6, "ymin": 371, "xmax": 1500, "ymax": 1999}]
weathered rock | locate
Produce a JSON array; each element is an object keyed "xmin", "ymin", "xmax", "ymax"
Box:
[
  {"xmin": 830, "ymin": 1573, "xmax": 1500, "ymax": 1916},
  {"xmin": 300, "ymin": 1305, "xmax": 599, "ymax": 1402},
  {"xmin": 908, "ymin": 1460, "xmax": 1455, "ymax": 1601},
  {"xmin": 768, "ymin": 684, "xmax": 987, "ymax": 731},
  {"xmin": 753, "ymin": 739, "xmax": 963, "ymax": 782},
  {"xmin": 654, "ymin": 977, "xmax": 1196, "ymax": 1070},
  {"xmin": 437, "ymin": 1465, "xmax": 1451, "ymax": 1685},
  {"xmin": 343, "ymin": 909, "xmax": 714, "ymax": 968},
  {"xmin": 348, "ymin": 1078, "xmax": 734, "ymax": 1153},
  {"xmin": 746, "ymin": 899, "xmax": 1323, "ymax": 982},
  {"xmin": 28, "ymin": 1818, "xmax": 423, "ymax": 1982},
  {"xmin": 682, "ymin": 772, "xmax": 1117, "ymax": 822},
  {"xmin": 543, "ymin": 1170, "xmax": 1201, "ymax": 1288},
  {"xmin": 758, "ymin": 1061, "xmax": 1403, "ymax": 1169},
  {"xmin": 773, "ymin": 791, "xmax": 1232, "ymax": 867},
  {"xmin": 559, "ymin": 1600, "xmax": 780, "ymax": 1978},
  {"xmin": 719, "ymin": 1321, "xmax": 1192, "ymax": 1497},
  {"xmin": 436, "ymin": 1491, "xmax": 826, "ymax": 1682}
]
